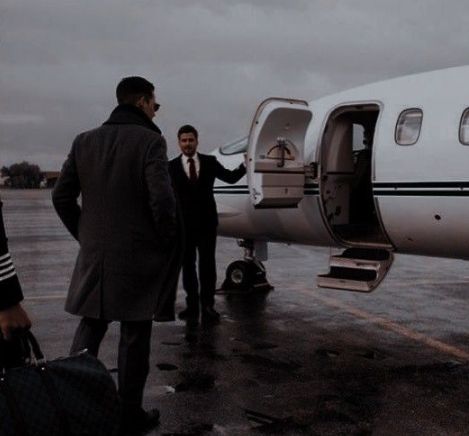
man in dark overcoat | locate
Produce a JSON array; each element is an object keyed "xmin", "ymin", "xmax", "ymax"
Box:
[
  {"xmin": 169, "ymin": 125, "xmax": 245, "ymax": 325},
  {"xmin": 52, "ymin": 76, "xmax": 176, "ymax": 434}
]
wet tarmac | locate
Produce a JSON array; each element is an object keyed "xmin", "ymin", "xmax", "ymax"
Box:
[{"xmin": 2, "ymin": 189, "xmax": 469, "ymax": 435}]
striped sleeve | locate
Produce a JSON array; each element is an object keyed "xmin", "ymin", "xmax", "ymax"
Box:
[
  {"xmin": 0, "ymin": 252, "xmax": 23, "ymax": 310},
  {"xmin": 0, "ymin": 203, "xmax": 24, "ymax": 310},
  {"xmin": 0, "ymin": 252, "xmax": 18, "ymax": 283}
]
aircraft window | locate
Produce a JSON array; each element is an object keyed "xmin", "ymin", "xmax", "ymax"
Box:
[
  {"xmin": 459, "ymin": 108, "xmax": 469, "ymax": 145},
  {"xmin": 219, "ymin": 136, "xmax": 248, "ymax": 155},
  {"xmin": 395, "ymin": 109, "xmax": 423, "ymax": 145}
]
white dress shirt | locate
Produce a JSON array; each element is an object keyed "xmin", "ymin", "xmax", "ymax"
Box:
[{"xmin": 181, "ymin": 153, "xmax": 200, "ymax": 179}]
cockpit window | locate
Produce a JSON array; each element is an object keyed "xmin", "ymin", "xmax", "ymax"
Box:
[
  {"xmin": 459, "ymin": 108, "xmax": 469, "ymax": 145},
  {"xmin": 219, "ymin": 136, "xmax": 248, "ymax": 155},
  {"xmin": 395, "ymin": 108, "xmax": 423, "ymax": 145}
]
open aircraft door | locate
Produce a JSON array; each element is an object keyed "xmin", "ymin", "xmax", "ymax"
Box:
[{"xmin": 247, "ymin": 98, "xmax": 312, "ymax": 208}]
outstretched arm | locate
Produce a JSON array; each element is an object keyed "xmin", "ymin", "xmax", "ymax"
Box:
[
  {"xmin": 52, "ymin": 139, "xmax": 81, "ymax": 240},
  {"xmin": 214, "ymin": 159, "xmax": 246, "ymax": 184}
]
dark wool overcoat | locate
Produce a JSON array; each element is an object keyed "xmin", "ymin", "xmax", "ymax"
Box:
[{"xmin": 52, "ymin": 105, "xmax": 179, "ymax": 321}]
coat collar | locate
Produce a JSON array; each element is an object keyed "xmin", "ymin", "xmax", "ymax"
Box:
[{"xmin": 103, "ymin": 104, "xmax": 162, "ymax": 134}]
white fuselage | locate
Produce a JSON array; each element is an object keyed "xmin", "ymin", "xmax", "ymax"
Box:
[{"xmin": 213, "ymin": 66, "xmax": 469, "ymax": 260}]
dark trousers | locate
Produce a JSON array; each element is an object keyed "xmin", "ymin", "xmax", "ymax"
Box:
[
  {"xmin": 70, "ymin": 317, "xmax": 153, "ymax": 412},
  {"xmin": 182, "ymin": 226, "xmax": 217, "ymax": 312}
]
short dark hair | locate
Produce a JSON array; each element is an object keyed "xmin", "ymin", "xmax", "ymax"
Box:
[
  {"xmin": 116, "ymin": 76, "xmax": 154, "ymax": 105},
  {"xmin": 177, "ymin": 124, "xmax": 198, "ymax": 140}
]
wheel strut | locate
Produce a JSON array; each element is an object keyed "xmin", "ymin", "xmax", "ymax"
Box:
[{"xmin": 218, "ymin": 239, "xmax": 273, "ymax": 294}]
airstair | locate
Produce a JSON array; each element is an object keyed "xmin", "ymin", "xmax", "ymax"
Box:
[{"xmin": 317, "ymin": 248, "xmax": 393, "ymax": 292}]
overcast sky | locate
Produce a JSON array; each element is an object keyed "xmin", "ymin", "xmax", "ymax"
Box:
[{"xmin": 1, "ymin": 0, "xmax": 468, "ymax": 169}]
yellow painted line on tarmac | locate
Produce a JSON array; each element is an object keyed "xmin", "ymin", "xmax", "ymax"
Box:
[
  {"xmin": 382, "ymin": 279, "xmax": 469, "ymax": 289},
  {"xmin": 311, "ymin": 292, "xmax": 469, "ymax": 362}
]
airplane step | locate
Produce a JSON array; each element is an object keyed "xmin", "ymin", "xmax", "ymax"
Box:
[
  {"xmin": 329, "ymin": 256, "xmax": 381, "ymax": 270},
  {"xmin": 317, "ymin": 268, "xmax": 376, "ymax": 292},
  {"xmin": 338, "ymin": 247, "xmax": 391, "ymax": 261},
  {"xmin": 329, "ymin": 248, "xmax": 392, "ymax": 270},
  {"xmin": 317, "ymin": 248, "xmax": 393, "ymax": 292}
]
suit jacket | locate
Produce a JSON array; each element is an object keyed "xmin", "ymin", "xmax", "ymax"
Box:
[
  {"xmin": 0, "ymin": 200, "xmax": 23, "ymax": 311},
  {"xmin": 52, "ymin": 104, "xmax": 178, "ymax": 321},
  {"xmin": 169, "ymin": 153, "xmax": 246, "ymax": 232}
]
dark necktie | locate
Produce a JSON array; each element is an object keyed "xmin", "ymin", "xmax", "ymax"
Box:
[{"xmin": 188, "ymin": 158, "xmax": 197, "ymax": 182}]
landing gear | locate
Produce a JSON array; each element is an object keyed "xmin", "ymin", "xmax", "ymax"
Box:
[{"xmin": 219, "ymin": 240, "xmax": 273, "ymax": 293}]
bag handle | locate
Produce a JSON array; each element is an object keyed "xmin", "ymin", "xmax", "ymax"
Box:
[
  {"xmin": 4, "ymin": 332, "xmax": 72, "ymax": 435},
  {"xmin": 24, "ymin": 331, "xmax": 45, "ymax": 363},
  {"xmin": 0, "ymin": 334, "xmax": 31, "ymax": 371},
  {"xmin": 0, "ymin": 334, "xmax": 33, "ymax": 436},
  {"xmin": 0, "ymin": 332, "xmax": 45, "ymax": 371},
  {"xmin": 0, "ymin": 332, "xmax": 70, "ymax": 436}
]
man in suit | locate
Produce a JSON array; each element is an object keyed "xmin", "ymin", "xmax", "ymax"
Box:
[
  {"xmin": 169, "ymin": 125, "xmax": 246, "ymax": 325},
  {"xmin": 52, "ymin": 76, "xmax": 176, "ymax": 435},
  {"xmin": 0, "ymin": 199, "xmax": 31, "ymax": 340}
]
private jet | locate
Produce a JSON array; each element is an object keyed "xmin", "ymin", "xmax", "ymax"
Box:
[{"xmin": 213, "ymin": 65, "xmax": 469, "ymax": 293}]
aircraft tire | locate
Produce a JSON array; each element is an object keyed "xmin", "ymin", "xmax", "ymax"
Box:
[{"xmin": 224, "ymin": 260, "xmax": 256, "ymax": 290}]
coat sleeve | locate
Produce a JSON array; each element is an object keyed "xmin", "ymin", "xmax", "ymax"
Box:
[
  {"xmin": 52, "ymin": 138, "xmax": 82, "ymax": 240},
  {"xmin": 0, "ymin": 201, "xmax": 23, "ymax": 310},
  {"xmin": 144, "ymin": 136, "xmax": 177, "ymax": 248},
  {"xmin": 214, "ymin": 158, "xmax": 246, "ymax": 184}
]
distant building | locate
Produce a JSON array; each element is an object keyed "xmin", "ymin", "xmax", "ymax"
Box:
[{"xmin": 42, "ymin": 171, "xmax": 60, "ymax": 188}]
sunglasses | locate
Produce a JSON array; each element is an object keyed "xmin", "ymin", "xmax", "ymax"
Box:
[{"xmin": 154, "ymin": 102, "xmax": 160, "ymax": 112}]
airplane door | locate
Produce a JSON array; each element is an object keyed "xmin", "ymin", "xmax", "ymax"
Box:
[{"xmin": 247, "ymin": 98, "xmax": 312, "ymax": 208}]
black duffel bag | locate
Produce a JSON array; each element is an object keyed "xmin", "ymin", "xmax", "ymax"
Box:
[{"xmin": 0, "ymin": 332, "xmax": 121, "ymax": 436}]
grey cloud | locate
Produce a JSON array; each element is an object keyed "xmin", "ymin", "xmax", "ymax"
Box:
[
  {"xmin": 1, "ymin": 0, "xmax": 469, "ymax": 168},
  {"xmin": 0, "ymin": 113, "xmax": 45, "ymax": 125}
]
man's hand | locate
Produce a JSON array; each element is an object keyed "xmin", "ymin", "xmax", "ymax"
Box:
[{"xmin": 0, "ymin": 304, "xmax": 32, "ymax": 340}]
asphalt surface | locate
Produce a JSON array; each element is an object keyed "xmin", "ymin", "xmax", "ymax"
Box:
[{"xmin": 2, "ymin": 189, "xmax": 469, "ymax": 435}]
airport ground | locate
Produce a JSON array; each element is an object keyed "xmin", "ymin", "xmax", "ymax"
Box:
[{"xmin": 2, "ymin": 189, "xmax": 469, "ymax": 435}]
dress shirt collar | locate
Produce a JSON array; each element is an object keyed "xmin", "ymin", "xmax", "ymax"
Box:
[
  {"xmin": 181, "ymin": 153, "xmax": 199, "ymax": 166},
  {"xmin": 181, "ymin": 153, "xmax": 200, "ymax": 178}
]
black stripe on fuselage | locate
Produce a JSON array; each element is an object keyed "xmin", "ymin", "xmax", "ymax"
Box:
[
  {"xmin": 374, "ymin": 190, "xmax": 469, "ymax": 197},
  {"xmin": 373, "ymin": 181, "xmax": 469, "ymax": 189},
  {"xmin": 214, "ymin": 185, "xmax": 249, "ymax": 190},
  {"xmin": 213, "ymin": 191, "xmax": 250, "ymax": 194},
  {"xmin": 214, "ymin": 190, "xmax": 468, "ymax": 197},
  {"xmin": 214, "ymin": 182, "xmax": 469, "ymax": 197},
  {"xmin": 214, "ymin": 183, "xmax": 319, "ymax": 196},
  {"xmin": 373, "ymin": 181, "xmax": 469, "ymax": 196},
  {"xmin": 213, "ymin": 190, "xmax": 319, "ymax": 195}
]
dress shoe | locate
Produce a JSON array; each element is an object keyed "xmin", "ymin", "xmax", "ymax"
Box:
[
  {"xmin": 201, "ymin": 307, "xmax": 221, "ymax": 325},
  {"xmin": 178, "ymin": 308, "xmax": 199, "ymax": 321},
  {"xmin": 121, "ymin": 407, "xmax": 160, "ymax": 436}
]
